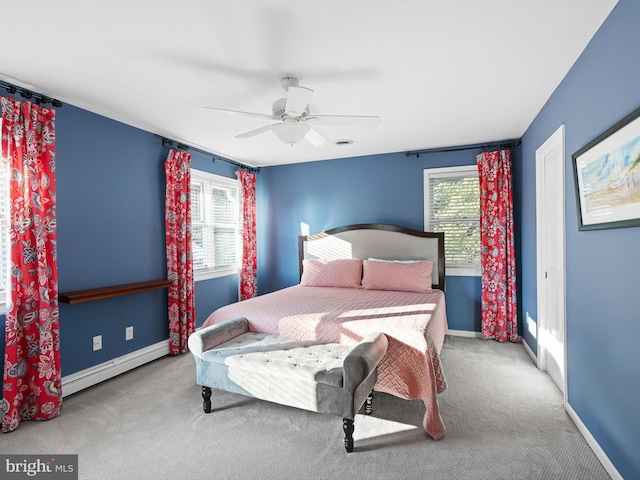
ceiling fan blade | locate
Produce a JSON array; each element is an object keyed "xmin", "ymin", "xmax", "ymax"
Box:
[
  {"xmin": 305, "ymin": 115, "xmax": 381, "ymax": 127},
  {"xmin": 235, "ymin": 123, "xmax": 280, "ymax": 138},
  {"xmin": 304, "ymin": 126, "xmax": 330, "ymax": 147},
  {"xmin": 200, "ymin": 107, "xmax": 274, "ymax": 120},
  {"xmin": 285, "ymin": 86, "xmax": 314, "ymax": 117}
]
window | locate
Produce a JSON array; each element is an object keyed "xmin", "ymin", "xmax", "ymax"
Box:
[
  {"xmin": 424, "ymin": 165, "xmax": 480, "ymax": 276},
  {"xmin": 190, "ymin": 169, "xmax": 240, "ymax": 281},
  {"xmin": 1, "ymin": 153, "xmax": 8, "ymax": 314}
]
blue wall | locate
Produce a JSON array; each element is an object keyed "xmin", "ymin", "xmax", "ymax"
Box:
[
  {"xmin": 517, "ymin": 0, "xmax": 639, "ymax": 476},
  {"xmin": 256, "ymin": 148, "xmax": 515, "ymax": 333},
  {"xmin": 0, "ymin": 96, "xmax": 239, "ymax": 376},
  {"xmin": 55, "ymin": 106, "xmax": 168, "ymax": 372}
]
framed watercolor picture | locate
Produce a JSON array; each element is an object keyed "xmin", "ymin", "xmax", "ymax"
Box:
[{"xmin": 572, "ymin": 105, "xmax": 640, "ymax": 231}]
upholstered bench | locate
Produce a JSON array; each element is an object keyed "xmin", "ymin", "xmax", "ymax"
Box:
[{"xmin": 187, "ymin": 317, "xmax": 388, "ymax": 452}]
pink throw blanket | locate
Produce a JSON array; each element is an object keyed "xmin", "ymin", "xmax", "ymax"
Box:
[{"xmin": 202, "ymin": 285, "xmax": 448, "ymax": 440}]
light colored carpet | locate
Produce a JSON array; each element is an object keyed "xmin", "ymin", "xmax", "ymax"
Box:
[{"xmin": 0, "ymin": 336, "xmax": 610, "ymax": 480}]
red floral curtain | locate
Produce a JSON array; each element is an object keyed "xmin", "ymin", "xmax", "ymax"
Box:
[
  {"xmin": 165, "ymin": 149, "xmax": 195, "ymax": 354},
  {"xmin": 477, "ymin": 149, "xmax": 518, "ymax": 342},
  {"xmin": 1, "ymin": 98, "xmax": 60, "ymax": 432},
  {"xmin": 236, "ymin": 170, "xmax": 257, "ymax": 300}
]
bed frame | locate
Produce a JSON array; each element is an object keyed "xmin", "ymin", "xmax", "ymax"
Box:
[{"xmin": 298, "ymin": 223, "xmax": 445, "ymax": 291}]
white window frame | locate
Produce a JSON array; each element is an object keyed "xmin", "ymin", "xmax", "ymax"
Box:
[
  {"xmin": 424, "ymin": 165, "xmax": 481, "ymax": 277},
  {"xmin": 190, "ymin": 169, "xmax": 240, "ymax": 282}
]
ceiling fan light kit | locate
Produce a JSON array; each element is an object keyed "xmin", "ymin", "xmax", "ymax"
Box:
[
  {"xmin": 274, "ymin": 120, "xmax": 310, "ymax": 145},
  {"xmin": 202, "ymin": 76, "xmax": 381, "ymax": 147}
]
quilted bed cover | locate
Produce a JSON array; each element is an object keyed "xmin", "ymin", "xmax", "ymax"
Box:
[{"xmin": 202, "ymin": 285, "xmax": 448, "ymax": 439}]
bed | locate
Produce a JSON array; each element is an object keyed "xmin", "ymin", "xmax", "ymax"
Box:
[{"xmin": 201, "ymin": 223, "xmax": 448, "ymax": 440}]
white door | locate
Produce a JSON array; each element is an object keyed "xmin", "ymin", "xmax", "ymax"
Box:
[{"xmin": 536, "ymin": 125, "xmax": 566, "ymax": 395}]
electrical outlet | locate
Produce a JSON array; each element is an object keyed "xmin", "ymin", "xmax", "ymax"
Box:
[
  {"xmin": 93, "ymin": 335, "xmax": 102, "ymax": 351},
  {"xmin": 125, "ymin": 326, "xmax": 134, "ymax": 341}
]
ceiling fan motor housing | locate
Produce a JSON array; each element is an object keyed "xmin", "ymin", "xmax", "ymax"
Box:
[{"xmin": 272, "ymin": 98, "xmax": 309, "ymax": 119}]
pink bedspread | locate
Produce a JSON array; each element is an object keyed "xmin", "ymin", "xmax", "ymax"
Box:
[{"xmin": 202, "ymin": 285, "xmax": 448, "ymax": 440}]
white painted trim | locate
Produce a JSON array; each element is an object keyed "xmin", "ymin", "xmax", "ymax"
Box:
[
  {"xmin": 445, "ymin": 266, "xmax": 481, "ymax": 277},
  {"xmin": 565, "ymin": 402, "xmax": 623, "ymax": 480},
  {"xmin": 190, "ymin": 168, "xmax": 237, "ymax": 188},
  {"xmin": 194, "ymin": 267, "xmax": 238, "ymax": 282},
  {"xmin": 423, "ymin": 165, "xmax": 481, "ymax": 274},
  {"xmin": 535, "ymin": 124, "xmax": 568, "ymax": 397},
  {"xmin": 522, "ymin": 338, "xmax": 537, "ymax": 364},
  {"xmin": 446, "ymin": 329, "xmax": 482, "ymax": 338},
  {"xmin": 190, "ymin": 167, "xmax": 241, "ymax": 281},
  {"xmin": 61, "ymin": 340, "xmax": 170, "ymax": 397}
]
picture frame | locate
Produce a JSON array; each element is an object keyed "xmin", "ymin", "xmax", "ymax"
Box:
[{"xmin": 572, "ymin": 105, "xmax": 640, "ymax": 231}]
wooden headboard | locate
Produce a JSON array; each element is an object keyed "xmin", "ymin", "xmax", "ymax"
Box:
[{"xmin": 298, "ymin": 223, "xmax": 445, "ymax": 291}]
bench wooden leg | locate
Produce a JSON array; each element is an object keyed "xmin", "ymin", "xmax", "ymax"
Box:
[
  {"xmin": 365, "ymin": 391, "xmax": 374, "ymax": 415},
  {"xmin": 343, "ymin": 418, "xmax": 354, "ymax": 453},
  {"xmin": 202, "ymin": 386, "xmax": 212, "ymax": 413}
]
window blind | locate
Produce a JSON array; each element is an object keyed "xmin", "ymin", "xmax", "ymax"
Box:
[
  {"xmin": 428, "ymin": 172, "xmax": 480, "ymax": 266},
  {"xmin": 190, "ymin": 170, "xmax": 239, "ymax": 278},
  {"xmin": 211, "ymin": 186, "xmax": 237, "ymax": 268}
]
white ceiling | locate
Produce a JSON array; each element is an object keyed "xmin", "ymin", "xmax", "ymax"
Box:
[{"xmin": 0, "ymin": 0, "xmax": 618, "ymax": 168}]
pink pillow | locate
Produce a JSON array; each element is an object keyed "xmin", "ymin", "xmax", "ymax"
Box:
[
  {"xmin": 361, "ymin": 259, "xmax": 433, "ymax": 293},
  {"xmin": 300, "ymin": 259, "xmax": 363, "ymax": 288}
]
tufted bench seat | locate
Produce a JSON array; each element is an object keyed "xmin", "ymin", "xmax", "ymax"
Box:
[{"xmin": 188, "ymin": 317, "xmax": 388, "ymax": 452}]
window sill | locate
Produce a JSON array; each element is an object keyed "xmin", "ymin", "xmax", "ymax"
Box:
[
  {"xmin": 194, "ymin": 267, "xmax": 238, "ymax": 282},
  {"xmin": 446, "ymin": 266, "xmax": 481, "ymax": 277}
]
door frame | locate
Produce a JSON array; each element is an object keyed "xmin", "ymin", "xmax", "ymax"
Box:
[{"xmin": 535, "ymin": 124, "xmax": 567, "ymax": 400}]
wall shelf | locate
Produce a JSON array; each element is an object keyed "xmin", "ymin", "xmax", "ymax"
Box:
[{"xmin": 59, "ymin": 279, "xmax": 173, "ymax": 304}]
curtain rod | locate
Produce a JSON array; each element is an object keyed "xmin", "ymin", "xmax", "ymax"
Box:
[
  {"xmin": 405, "ymin": 139, "xmax": 521, "ymax": 158},
  {"xmin": 161, "ymin": 137, "xmax": 260, "ymax": 174},
  {"xmin": 0, "ymin": 80, "xmax": 63, "ymax": 107}
]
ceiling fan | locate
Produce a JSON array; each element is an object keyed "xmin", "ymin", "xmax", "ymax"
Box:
[{"xmin": 202, "ymin": 76, "xmax": 381, "ymax": 146}]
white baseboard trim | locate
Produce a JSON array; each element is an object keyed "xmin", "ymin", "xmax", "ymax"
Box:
[
  {"xmin": 446, "ymin": 329, "xmax": 482, "ymax": 338},
  {"xmin": 521, "ymin": 338, "xmax": 537, "ymax": 364},
  {"xmin": 61, "ymin": 340, "xmax": 170, "ymax": 397},
  {"xmin": 565, "ymin": 402, "xmax": 623, "ymax": 480}
]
